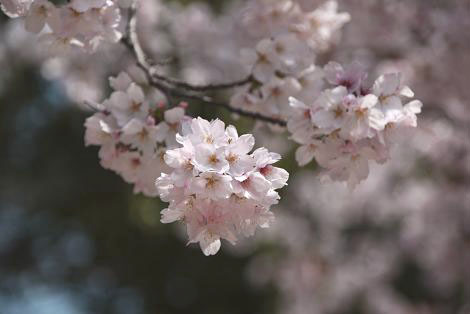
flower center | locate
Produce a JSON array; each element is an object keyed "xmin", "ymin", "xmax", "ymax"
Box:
[
  {"xmin": 271, "ymin": 87, "xmax": 282, "ymax": 97},
  {"xmin": 184, "ymin": 160, "xmax": 194, "ymax": 171},
  {"xmin": 131, "ymin": 158, "xmax": 141, "ymax": 168},
  {"xmin": 275, "ymin": 43, "xmax": 285, "ymax": 54},
  {"xmin": 355, "ymin": 108, "xmax": 367, "ymax": 118},
  {"xmin": 205, "ymin": 176, "xmax": 218, "ymax": 188},
  {"xmin": 260, "ymin": 165, "xmax": 272, "ymax": 176},
  {"xmin": 208, "ymin": 153, "xmax": 219, "ymax": 165},
  {"xmin": 334, "ymin": 107, "xmax": 343, "ymax": 118},
  {"xmin": 131, "ymin": 102, "xmax": 142, "ymax": 113},
  {"xmin": 257, "ymin": 53, "xmax": 269, "ymax": 64},
  {"xmin": 138, "ymin": 127, "xmax": 148, "ymax": 140},
  {"xmin": 379, "ymin": 95, "xmax": 389, "ymax": 103},
  {"xmin": 226, "ymin": 153, "xmax": 238, "ymax": 164}
]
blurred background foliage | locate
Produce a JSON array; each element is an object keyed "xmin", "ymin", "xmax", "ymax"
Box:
[
  {"xmin": 0, "ymin": 55, "xmax": 280, "ymax": 314},
  {"xmin": 0, "ymin": 2, "xmax": 281, "ymax": 313},
  {"xmin": 0, "ymin": 0, "xmax": 469, "ymax": 314}
]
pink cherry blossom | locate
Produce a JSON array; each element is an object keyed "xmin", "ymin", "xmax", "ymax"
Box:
[{"xmin": 156, "ymin": 117, "xmax": 288, "ymax": 255}]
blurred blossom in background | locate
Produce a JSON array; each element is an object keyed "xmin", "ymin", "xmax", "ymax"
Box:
[{"xmin": 0, "ymin": 0, "xmax": 469, "ymax": 314}]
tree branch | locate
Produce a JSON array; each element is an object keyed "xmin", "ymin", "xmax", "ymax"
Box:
[
  {"xmin": 150, "ymin": 72, "xmax": 255, "ymax": 92},
  {"xmin": 168, "ymin": 91, "xmax": 287, "ymax": 126},
  {"xmin": 121, "ymin": 6, "xmax": 286, "ymax": 127}
]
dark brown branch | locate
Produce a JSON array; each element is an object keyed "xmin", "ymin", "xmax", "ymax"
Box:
[
  {"xmin": 150, "ymin": 72, "xmax": 254, "ymax": 92},
  {"xmin": 168, "ymin": 91, "xmax": 287, "ymax": 126},
  {"xmin": 122, "ymin": 6, "xmax": 286, "ymax": 127}
]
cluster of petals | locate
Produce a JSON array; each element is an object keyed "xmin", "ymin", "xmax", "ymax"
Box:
[
  {"xmin": 288, "ymin": 62, "xmax": 423, "ymax": 188},
  {"xmin": 0, "ymin": 0, "xmax": 125, "ymax": 53},
  {"xmin": 85, "ymin": 71, "xmax": 190, "ymax": 196},
  {"xmin": 232, "ymin": 1, "xmax": 349, "ymax": 119},
  {"xmin": 241, "ymin": 0, "xmax": 350, "ymax": 51},
  {"xmin": 156, "ymin": 117, "xmax": 289, "ymax": 255}
]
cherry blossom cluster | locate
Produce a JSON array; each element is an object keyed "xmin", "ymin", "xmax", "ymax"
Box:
[
  {"xmin": 0, "ymin": 0, "xmax": 125, "ymax": 53},
  {"xmin": 232, "ymin": 1, "xmax": 350, "ymax": 118},
  {"xmin": 0, "ymin": 0, "xmax": 428, "ymax": 258},
  {"xmin": 85, "ymin": 71, "xmax": 190, "ymax": 196},
  {"xmin": 156, "ymin": 117, "xmax": 289, "ymax": 255},
  {"xmin": 241, "ymin": 0, "xmax": 350, "ymax": 51},
  {"xmin": 288, "ymin": 62, "xmax": 423, "ymax": 188}
]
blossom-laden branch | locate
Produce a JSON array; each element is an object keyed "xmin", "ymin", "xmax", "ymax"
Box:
[
  {"xmin": 122, "ymin": 6, "xmax": 287, "ymax": 127},
  {"xmin": 0, "ymin": 0, "xmax": 425, "ymax": 255}
]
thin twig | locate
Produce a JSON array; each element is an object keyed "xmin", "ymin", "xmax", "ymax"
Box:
[
  {"xmin": 150, "ymin": 72, "xmax": 254, "ymax": 92},
  {"xmin": 122, "ymin": 8, "xmax": 174, "ymax": 103},
  {"xmin": 148, "ymin": 56, "xmax": 175, "ymax": 67},
  {"xmin": 83, "ymin": 100, "xmax": 100, "ymax": 111},
  {"xmin": 122, "ymin": 6, "xmax": 287, "ymax": 127},
  {"xmin": 168, "ymin": 90, "xmax": 287, "ymax": 126}
]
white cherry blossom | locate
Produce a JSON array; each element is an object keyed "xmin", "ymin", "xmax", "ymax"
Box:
[
  {"xmin": 120, "ymin": 117, "xmax": 162, "ymax": 155},
  {"xmin": 340, "ymin": 94, "xmax": 385, "ymax": 140},
  {"xmin": 24, "ymin": 0, "xmax": 54, "ymax": 33},
  {"xmin": 193, "ymin": 144, "xmax": 230, "ymax": 173},
  {"xmin": 70, "ymin": 0, "xmax": 106, "ymax": 13},
  {"xmin": 106, "ymin": 83, "xmax": 149, "ymax": 127},
  {"xmin": 0, "ymin": 0, "xmax": 32, "ymax": 17},
  {"xmin": 260, "ymin": 76, "xmax": 302, "ymax": 116},
  {"xmin": 109, "ymin": 71, "xmax": 133, "ymax": 92},
  {"xmin": 324, "ymin": 61, "xmax": 367, "ymax": 93},
  {"xmin": 191, "ymin": 172, "xmax": 233, "ymax": 200},
  {"xmin": 241, "ymin": 38, "xmax": 278, "ymax": 83},
  {"xmin": 311, "ymin": 86, "xmax": 350, "ymax": 133},
  {"xmin": 290, "ymin": 1, "xmax": 351, "ymax": 51},
  {"xmin": 156, "ymin": 106, "xmax": 188, "ymax": 149}
]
